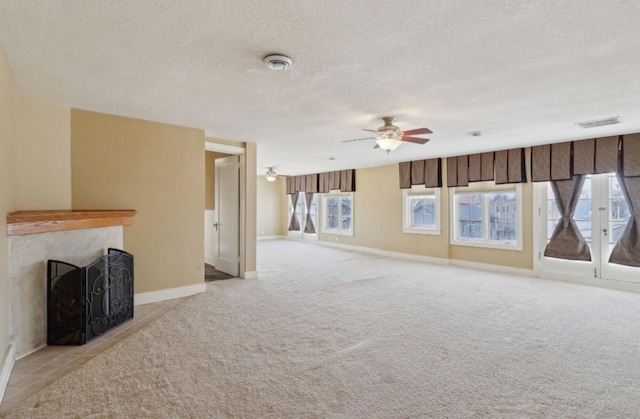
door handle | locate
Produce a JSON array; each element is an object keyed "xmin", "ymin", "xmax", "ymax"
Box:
[
  {"xmin": 213, "ymin": 222, "xmax": 219, "ymax": 231},
  {"xmin": 602, "ymin": 228, "xmax": 607, "ymax": 237}
]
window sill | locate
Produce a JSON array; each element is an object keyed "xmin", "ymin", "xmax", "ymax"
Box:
[
  {"xmin": 402, "ymin": 227, "xmax": 441, "ymax": 235},
  {"xmin": 450, "ymin": 238, "xmax": 522, "ymax": 251}
]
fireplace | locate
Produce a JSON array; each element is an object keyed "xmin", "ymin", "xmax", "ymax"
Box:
[{"xmin": 47, "ymin": 248, "xmax": 134, "ymax": 345}]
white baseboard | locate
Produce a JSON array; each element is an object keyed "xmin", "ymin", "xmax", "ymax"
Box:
[
  {"xmin": 135, "ymin": 283, "xmax": 206, "ymax": 306},
  {"xmin": 204, "ymin": 256, "xmax": 216, "ymax": 265},
  {"xmin": 243, "ymin": 271, "xmax": 258, "ymax": 279},
  {"xmin": 451, "ymin": 259, "xmax": 536, "ymax": 277},
  {"xmin": 316, "ymin": 240, "xmax": 448, "ymax": 265},
  {"xmin": 539, "ymin": 271, "xmax": 640, "ymax": 294},
  {"xmin": 257, "ymin": 235, "xmax": 285, "ymax": 241},
  {"xmin": 315, "ymin": 240, "xmax": 535, "ymax": 278},
  {"xmin": 0, "ymin": 344, "xmax": 15, "ymax": 404}
]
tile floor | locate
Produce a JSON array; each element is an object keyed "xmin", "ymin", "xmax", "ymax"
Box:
[{"xmin": 0, "ymin": 296, "xmax": 188, "ymax": 414}]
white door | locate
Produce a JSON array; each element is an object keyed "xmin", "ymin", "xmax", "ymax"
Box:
[
  {"xmin": 214, "ymin": 155, "xmax": 239, "ymax": 276},
  {"xmin": 539, "ymin": 173, "xmax": 637, "ymax": 282}
]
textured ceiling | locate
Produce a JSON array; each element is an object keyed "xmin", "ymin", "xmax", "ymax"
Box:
[{"xmin": 2, "ymin": 1, "xmax": 640, "ymax": 176}]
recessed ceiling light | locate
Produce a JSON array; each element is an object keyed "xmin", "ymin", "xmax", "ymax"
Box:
[
  {"xmin": 263, "ymin": 54, "xmax": 293, "ymax": 71},
  {"xmin": 467, "ymin": 130, "xmax": 484, "ymax": 137},
  {"xmin": 575, "ymin": 116, "xmax": 621, "ymax": 129}
]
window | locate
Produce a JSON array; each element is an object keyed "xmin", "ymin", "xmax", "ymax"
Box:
[
  {"xmin": 403, "ymin": 187, "xmax": 440, "ymax": 234},
  {"xmin": 450, "ymin": 183, "xmax": 522, "ymax": 250},
  {"xmin": 322, "ymin": 192, "xmax": 353, "ymax": 235}
]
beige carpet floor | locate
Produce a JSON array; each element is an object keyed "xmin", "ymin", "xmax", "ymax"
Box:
[{"xmin": 3, "ymin": 239, "xmax": 640, "ymax": 418}]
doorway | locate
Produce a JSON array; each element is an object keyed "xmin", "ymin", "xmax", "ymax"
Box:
[
  {"xmin": 538, "ymin": 173, "xmax": 637, "ymax": 282},
  {"xmin": 204, "ymin": 142, "xmax": 246, "ymax": 279}
]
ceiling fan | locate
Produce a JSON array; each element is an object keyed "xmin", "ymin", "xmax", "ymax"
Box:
[
  {"xmin": 263, "ymin": 167, "xmax": 287, "ymax": 182},
  {"xmin": 342, "ymin": 116, "xmax": 433, "ymax": 151}
]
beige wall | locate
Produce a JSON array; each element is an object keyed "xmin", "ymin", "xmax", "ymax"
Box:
[
  {"xmin": 204, "ymin": 151, "xmax": 231, "ymax": 210},
  {"xmin": 257, "ymin": 177, "xmax": 287, "ymax": 237},
  {"xmin": 0, "ymin": 50, "xmax": 16, "ymax": 363},
  {"xmin": 15, "ymin": 92, "xmax": 71, "ymax": 209},
  {"xmin": 316, "ymin": 160, "xmax": 534, "ymax": 270},
  {"xmin": 71, "ymin": 110, "xmax": 205, "ymax": 294},
  {"xmin": 0, "ymin": 51, "xmax": 71, "ymax": 365}
]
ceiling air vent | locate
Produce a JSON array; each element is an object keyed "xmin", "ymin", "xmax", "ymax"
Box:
[{"xmin": 575, "ymin": 116, "xmax": 622, "ymax": 129}]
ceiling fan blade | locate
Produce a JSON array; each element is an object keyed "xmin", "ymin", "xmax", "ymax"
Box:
[
  {"xmin": 342, "ymin": 137, "xmax": 376, "ymax": 143},
  {"xmin": 362, "ymin": 129, "xmax": 378, "ymax": 133},
  {"xmin": 373, "ymin": 143, "xmax": 380, "ymax": 149},
  {"xmin": 403, "ymin": 128, "xmax": 432, "ymax": 135},
  {"xmin": 402, "ymin": 136, "xmax": 430, "ymax": 144}
]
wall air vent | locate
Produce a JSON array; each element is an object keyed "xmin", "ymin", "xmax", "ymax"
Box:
[{"xmin": 575, "ymin": 116, "xmax": 622, "ymax": 129}]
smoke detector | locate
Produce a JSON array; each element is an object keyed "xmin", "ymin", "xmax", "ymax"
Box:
[{"xmin": 263, "ymin": 54, "xmax": 293, "ymax": 71}]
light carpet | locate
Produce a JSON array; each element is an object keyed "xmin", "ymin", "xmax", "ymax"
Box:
[{"xmin": 4, "ymin": 239, "xmax": 640, "ymax": 418}]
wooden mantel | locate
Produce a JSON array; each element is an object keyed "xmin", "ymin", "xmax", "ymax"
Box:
[{"xmin": 6, "ymin": 210, "xmax": 137, "ymax": 236}]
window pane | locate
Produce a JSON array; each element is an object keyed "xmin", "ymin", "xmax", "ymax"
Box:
[
  {"xmin": 341, "ymin": 196, "xmax": 352, "ymax": 230},
  {"xmin": 488, "ymin": 193, "xmax": 516, "ymax": 243},
  {"xmin": 410, "ymin": 196, "xmax": 436, "ymax": 228},
  {"xmin": 326, "ymin": 197, "xmax": 339, "ymax": 229}
]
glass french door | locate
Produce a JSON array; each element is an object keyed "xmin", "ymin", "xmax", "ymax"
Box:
[
  {"xmin": 539, "ymin": 173, "xmax": 637, "ymax": 282},
  {"xmin": 287, "ymin": 193, "xmax": 317, "ymax": 239}
]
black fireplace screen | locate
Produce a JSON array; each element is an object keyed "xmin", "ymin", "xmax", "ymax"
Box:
[{"xmin": 47, "ymin": 248, "xmax": 134, "ymax": 345}]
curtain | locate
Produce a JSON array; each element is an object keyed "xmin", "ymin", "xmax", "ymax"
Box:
[
  {"xmin": 544, "ymin": 175, "xmax": 592, "ymax": 261},
  {"xmin": 288, "ymin": 191, "xmax": 301, "ymax": 232},
  {"xmin": 304, "ymin": 192, "xmax": 316, "ymax": 234},
  {"xmin": 608, "ymin": 174, "xmax": 640, "ymax": 267}
]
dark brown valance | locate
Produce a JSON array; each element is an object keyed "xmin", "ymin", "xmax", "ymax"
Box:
[
  {"xmin": 457, "ymin": 155, "xmax": 469, "ymax": 187},
  {"xmin": 495, "ymin": 148, "xmax": 526, "ymax": 184},
  {"xmin": 623, "ymin": 133, "xmax": 640, "ymax": 177},
  {"xmin": 446, "ymin": 157, "xmax": 458, "ymax": 187},
  {"xmin": 595, "ymin": 136, "xmax": 619, "ymax": 174},
  {"xmin": 400, "ymin": 159, "xmax": 442, "ymax": 189},
  {"xmin": 494, "ymin": 150, "xmax": 508, "ymax": 184},
  {"xmin": 573, "ymin": 138, "xmax": 595, "ymax": 175},
  {"xmin": 340, "ymin": 169, "xmax": 356, "ymax": 192},
  {"xmin": 425, "ymin": 158, "xmax": 442, "ymax": 188},
  {"xmin": 459, "ymin": 153, "xmax": 493, "ymax": 184},
  {"xmin": 481, "ymin": 152, "xmax": 494, "ymax": 181},
  {"xmin": 399, "ymin": 161, "xmax": 411, "ymax": 189},
  {"xmin": 445, "ymin": 156, "xmax": 469, "ymax": 187},
  {"xmin": 306, "ymin": 174, "xmax": 319, "ymax": 193},
  {"xmin": 468, "ymin": 154, "xmax": 482, "ymax": 182},
  {"xmin": 531, "ymin": 144, "xmax": 551, "ymax": 182},
  {"xmin": 411, "ymin": 160, "xmax": 425, "ymax": 185},
  {"xmin": 531, "ymin": 142, "xmax": 571, "ymax": 182},
  {"xmin": 286, "ymin": 176, "xmax": 294, "ymax": 194},
  {"xmin": 551, "ymin": 142, "xmax": 572, "ymax": 181},
  {"xmin": 329, "ymin": 171, "xmax": 341, "ymax": 191},
  {"xmin": 319, "ymin": 172, "xmax": 330, "ymax": 193}
]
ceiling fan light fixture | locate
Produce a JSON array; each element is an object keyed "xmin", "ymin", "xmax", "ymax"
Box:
[
  {"xmin": 265, "ymin": 168, "xmax": 278, "ymax": 182},
  {"xmin": 375, "ymin": 138, "xmax": 402, "ymax": 151},
  {"xmin": 263, "ymin": 54, "xmax": 293, "ymax": 71}
]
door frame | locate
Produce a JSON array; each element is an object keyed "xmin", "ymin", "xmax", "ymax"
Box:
[
  {"xmin": 533, "ymin": 179, "xmax": 640, "ymax": 293},
  {"xmin": 205, "ymin": 141, "xmax": 247, "ymax": 277}
]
